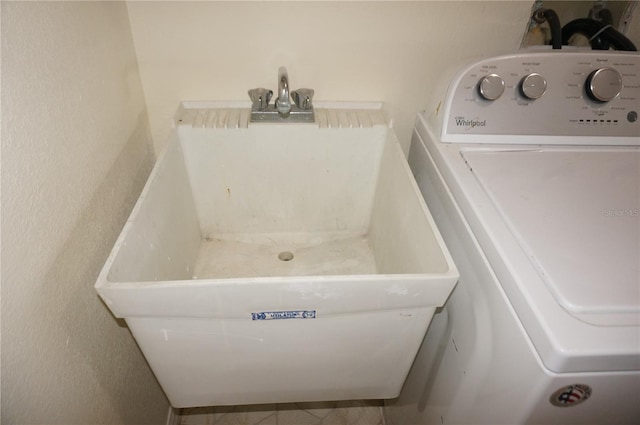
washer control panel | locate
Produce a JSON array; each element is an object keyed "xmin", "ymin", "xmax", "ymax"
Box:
[{"xmin": 442, "ymin": 51, "xmax": 639, "ymax": 143}]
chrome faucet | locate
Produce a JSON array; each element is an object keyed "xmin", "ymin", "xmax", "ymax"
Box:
[
  {"xmin": 275, "ymin": 66, "xmax": 292, "ymax": 117},
  {"xmin": 248, "ymin": 66, "xmax": 315, "ymax": 123}
]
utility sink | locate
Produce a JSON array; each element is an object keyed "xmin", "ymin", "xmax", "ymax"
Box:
[{"xmin": 95, "ymin": 102, "xmax": 458, "ymax": 408}]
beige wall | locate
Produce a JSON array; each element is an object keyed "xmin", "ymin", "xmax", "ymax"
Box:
[
  {"xmin": 1, "ymin": 2, "xmax": 169, "ymax": 423},
  {"xmin": 625, "ymin": 1, "xmax": 640, "ymax": 47},
  {"xmin": 127, "ymin": 1, "xmax": 534, "ymax": 155}
]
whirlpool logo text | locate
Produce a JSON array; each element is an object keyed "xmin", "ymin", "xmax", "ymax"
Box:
[{"xmin": 455, "ymin": 116, "xmax": 487, "ymax": 130}]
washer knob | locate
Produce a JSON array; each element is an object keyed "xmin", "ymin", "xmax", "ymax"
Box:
[
  {"xmin": 586, "ymin": 68, "xmax": 622, "ymax": 102},
  {"xmin": 478, "ymin": 74, "xmax": 505, "ymax": 101},
  {"xmin": 520, "ymin": 73, "xmax": 547, "ymax": 100}
]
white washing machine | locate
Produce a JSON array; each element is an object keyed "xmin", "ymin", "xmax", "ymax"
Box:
[{"xmin": 384, "ymin": 51, "xmax": 640, "ymax": 424}]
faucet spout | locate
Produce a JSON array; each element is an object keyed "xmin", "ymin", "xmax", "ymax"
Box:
[
  {"xmin": 248, "ymin": 67, "xmax": 315, "ymax": 123},
  {"xmin": 275, "ymin": 66, "xmax": 292, "ymax": 116}
]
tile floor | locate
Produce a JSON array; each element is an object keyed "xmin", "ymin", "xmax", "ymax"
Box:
[{"xmin": 179, "ymin": 400, "xmax": 385, "ymax": 425}]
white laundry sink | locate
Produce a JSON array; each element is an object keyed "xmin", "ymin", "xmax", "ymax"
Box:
[{"xmin": 95, "ymin": 102, "xmax": 458, "ymax": 408}]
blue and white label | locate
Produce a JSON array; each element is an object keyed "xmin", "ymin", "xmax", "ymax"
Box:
[{"xmin": 251, "ymin": 310, "xmax": 317, "ymax": 320}]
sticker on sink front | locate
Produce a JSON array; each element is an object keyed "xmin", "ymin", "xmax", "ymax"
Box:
[{"xmin": 251, "ymin": 310, "xmax": 317, "ymax": 320}]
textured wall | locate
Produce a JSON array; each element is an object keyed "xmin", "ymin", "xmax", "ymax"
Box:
[
  {"xmin": 1, "ymin": 2, "xmax": 169, "ymax": 423},
  {"xmin": 625, "ymin": 1, "xmax": 640, "ymax": 47},
  {"xmin": 126, "ymin": 1, "xmax": 534, "ymax": 155}
]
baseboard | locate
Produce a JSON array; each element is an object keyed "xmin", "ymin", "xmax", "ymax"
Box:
[{"xmin": 166, "ymin": 406, "xmax": 180, "ymax": 425}]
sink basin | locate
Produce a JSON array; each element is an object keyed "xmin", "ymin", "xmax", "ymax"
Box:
[{"xmin": 95, "ymin": 102, "xmax": 458, "ymax": 408}]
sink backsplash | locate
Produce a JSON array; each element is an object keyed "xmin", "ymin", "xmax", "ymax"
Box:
[{"xmin": 174, "ymin": 101, "xmax": 389, "ymax": 129}]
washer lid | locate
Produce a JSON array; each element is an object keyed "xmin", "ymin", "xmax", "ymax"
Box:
[{"xmin": 462, "ymin": 149, "xmax": 640, "ymax": 326}]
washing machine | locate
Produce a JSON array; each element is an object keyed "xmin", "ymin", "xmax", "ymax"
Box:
[{"xmin": 384, "ymin": 51, "xmax": 640, "ymax": 424}]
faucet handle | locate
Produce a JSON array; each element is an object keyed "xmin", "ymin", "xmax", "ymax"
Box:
[
  {"xmin": 248, "ymin": 88, "xmax": 273, "ymax": 111},
  {"xmin": 292, "ymin": 89, "xmax": 314, "ymax": 110}
]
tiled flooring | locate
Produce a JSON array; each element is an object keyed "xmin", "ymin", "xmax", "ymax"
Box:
[{"xmin": 179, "ymin": 400, "xmax": 384, "ymax": 425}]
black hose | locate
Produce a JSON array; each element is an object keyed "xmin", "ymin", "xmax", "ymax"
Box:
[
  {"xmin": 592, "ymin": 8, "xmax": 613, "ymax": 49},
  {"xmin": 595, "ymin": 8, "xmax": 613, "ymax": 26},
  {"xmin": 535, "ymin": 8, "xmax": 562, "ymax": 49},
  {"xmin": 561, "ymin": 18, "xmax": 637, "ymax": 51}
]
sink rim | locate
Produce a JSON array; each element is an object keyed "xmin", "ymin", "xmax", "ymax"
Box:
[{"xmin": 95, "ymin": 102, "xmax": 459, "ymax": 319}]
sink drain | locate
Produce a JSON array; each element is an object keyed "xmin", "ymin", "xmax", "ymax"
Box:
[{"xmin": 278, "ymin": 251, "xmax": 294, "ymax": 262}]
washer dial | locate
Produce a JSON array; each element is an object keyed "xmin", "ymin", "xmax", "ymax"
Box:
[
  {"xmin": 478, "ymin": 74, "xmax": 505, "ymax": 101},
  {"xmin": 520, "ymin": 73, "xmax": 547, "ymax": 100},
  {"xmin": 586, "ymin": 68, "xmax": 622, "ymax": 102}
]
